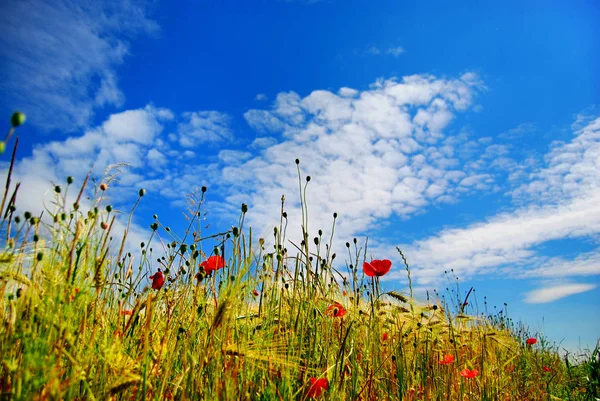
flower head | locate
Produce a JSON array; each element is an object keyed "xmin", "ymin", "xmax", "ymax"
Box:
[
  {"xmin": 363, "ymin": 259, "xmax": 392, "ymax": 277},
  {"xmin": 149, "ymin": 270, "xmax": 164, "ymax": 290},
  {"xmin": 325, "ymin": 302, "xmax": 347, "ymax": 317},
  {"xmin": 382, "ymin": 333, "xmax": 389, "ymax": 341},
  {"xmin": 439, "ymin": 354, "xmax": 455, "ymax": 365},
  {"xmin": 307, "ymin": 377, "xmax": 329, "ymax": 398},
  {"xmin": 526, "ymin": 337, "xmax": 537, "ymax": 345},
  {"xmin": 200, "ymin": 255, "xmax": 226, "ymax": 274},
  {"xmin": 460, "ymin": 368, "xmax": 479, "ymax": 379},
  {"xmin": 543, "ymin": 366, "xmax": 551, "ymax": 373}
]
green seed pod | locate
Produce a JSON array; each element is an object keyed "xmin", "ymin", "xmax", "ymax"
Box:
[
  {"xmin": 106, "ymin": 205, "xmax": 112, "ymax": 212},
  {"xmin": 139, "ymin": 188, "xmax": 146, "ymax": 197},
  {"xmin": 11, "ymin": 112, "xmax": 26, "ymax": 127},
  {"xmin": 241, "ymin": 203, "xmax": 248, "ymax": 213},
  {"xmin": 54, "ymin": 185, "xmax": 61, "ymax": 193},
  {"xmin": 67, "ymin": 176, "xmax": 74, "ymax": 184},
  {"xmin": 36, "ymin": 252, "xmax": 43, "ymax": 261}
]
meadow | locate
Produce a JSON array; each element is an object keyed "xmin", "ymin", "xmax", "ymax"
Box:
[{"xmin": 1, "ymin": 113, "xmax": 598, "ymax": 400}]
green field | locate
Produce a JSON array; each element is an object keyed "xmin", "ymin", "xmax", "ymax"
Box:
[{"xmin": 1, "ymin": 115, "xmax": 598, "ymax": 400}]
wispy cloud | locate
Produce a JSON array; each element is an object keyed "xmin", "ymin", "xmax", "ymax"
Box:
[
  {"xmin": 367, "ymin": 45, "xmax": 405, "ymax": 57},
  {"xmin": 524, "ymin": 283, "xmax": 597, "ymax": 304},
  {"xmin": 392, "ymin": 112, "xmax": 600, "ymax": 285},
  {"xmin": 177, "ymin": 111, "xmax": 234, "ymax": 147},
  {"xmin": 0, "ymin": 0, "xmax": 158, "ymax": 132}
]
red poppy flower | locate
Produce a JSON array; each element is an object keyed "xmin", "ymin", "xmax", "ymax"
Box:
[
  {"xmin": 325, "ymin": 302, "xmax": 347, "ymax": 317},
  {"xmin": 439, "ymin": 354, "xmax": 455, "ymax": 365},
  {"xmin": 526, "ymin": 338, "xmax": 537, "ymax": 345},
  {"xmin": 382, "ymin": 333, "xmax": 389, "ymax": 341},
  {"xmin": 543, "ymin": 366, "xmax": 551, "ymax": 373},
  {"xmin": 200, "ymin": 255, "xmax": 226, "ymax": 274},
  {"xmin": 307, "ymin": 377, "xmax": 329, "ymax": 398},
  {"xmin": 460, "ymin": 368, "xmax": 479, "ymax": 379},
  {"xmin": 252, "ymin": 289, "xmax": 260, "ymax": 297},
  {"xmin": 120, "ymin": 309, "xmax": 132, "ymax": 316},
  {"xmin": 149, "ymin": 270, "xmax": 164, "ymax": 290},
  {"xmin": 363, "ymin": 259, "xmax": 392, "ymax": 277}
]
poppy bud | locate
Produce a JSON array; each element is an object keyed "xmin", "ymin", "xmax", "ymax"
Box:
[
  {"xmin": 14, "ymin": 216, "xmax": 20, "ymax": 224},
  {"xmin": 139, "ymin": 188, "xmax": 146, "ymax": 197},
  {"xmin": 346, "ymin": 242, "xmax": 350, "ymax": 248},
  {"xmin": 333, "ymin": 212, "xmax": 337, "ymax": 218},
  {"xmin": 295, "ymin": 158, "xmax": 300, "ymax": 165},
  {"xmin": 67, "ymin": 176, "xmax": 74, "ymax": 184},
  {"xmin": 318, "ymin": 229, "xmax": 322, "ymax": 236},
  {"xmin": 33, "ymin": 234, "xmax": 39, "ymax": 242},
  {"xmin": 11, "ymin": 112, "xmax": 26, "ymax": 127},
  {"xmin": 150, "ymin": 222, "xmax": 158, "ymax": 231},
  {"xmin": 282, "ymin": 211, "xmax": 287, "ymax": 218},
  {"xmin": 165, "ymin": 227, "xmax": 170, "ymax": 232},
  {"xmin": 232, "ymin": 227, "xmax": 239, "ymax": 236},
  {"xmin": 106, "ymin": 205, "xmax": 112, "ymax": 212},
  {"xmin": 331, "ymin": 253, "xmax": 336, "ymax": 260},
  {"xmin": 100, "ymin": 183, "xmax": 107, "ymax": 191},
  {"xmin": 314, "ymin": 237, "xmax": 319, "ymax": 245},
  {"xmin": 179, "ymin": 244, "xmax": 188, "ymax": 254},
  {"xmin": 201, "ymin": 186, "xmax": 207, "ymax": 193},
  {"xmin": 36, "ymin": 252, "xmax": 43, "ymax": 261},
  {"xmin": 306, "ymin": 176, "xmax": 311, "ymax": 182},
  {"xmin": 241, "ymin": 203, "xmax": 248, "ymax": 213},
  {"xmin": 54, "ymin": 185, "xmax": 61, "ymax": 193},
  {"xmin": 24, "ymin": 211, "xmax": 31, "ymax": 220}
]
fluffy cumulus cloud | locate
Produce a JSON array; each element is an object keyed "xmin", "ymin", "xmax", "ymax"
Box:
[
  {"xmin": 224, "ymin": 73, "xmax": 490, "ymax": 248},
  {"xmin": 0, "ymin": 0, "xmax": 158, "ymax": 132}
]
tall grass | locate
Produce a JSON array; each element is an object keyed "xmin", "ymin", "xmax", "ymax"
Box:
[{"xmin": 0, "ymin": 114, "xmax": 598, "ymax": 400}]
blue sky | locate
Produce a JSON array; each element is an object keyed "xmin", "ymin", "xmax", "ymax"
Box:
[{"xmin": 1, "ymin": 0, "xmax": 599, "ymax": 352}]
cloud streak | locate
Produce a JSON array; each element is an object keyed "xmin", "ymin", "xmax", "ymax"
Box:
[{"xmin": 524, "ymin": 283, "xmax": 597, "ymax": 304}]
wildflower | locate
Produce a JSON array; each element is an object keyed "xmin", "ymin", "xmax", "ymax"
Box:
[
  {"xmin": 363, "ymin": 259, "xmax": 392, "ymax": 277},
  {"xmin": 306, "ymin": 377, "xmax": 329, "ymax": 398},
  {"xmin": 252, "ymin": 289, "xmax": 260, "ymax": 297},
  {"xmin": 325, "ymin": 302, "xmax": 347, "ymax": 317},
  {"xmin": 199, "ymin": 255, "xmax": 226, "ymax": 274},
  {"xmin": 69, "ymin": 288, "xmax": 80, "ymax": 302},
  {"xmin": 526, "ymin": 337, "xmax": 537, "ymax": 345},
  {"xmin": 100, "ymin": 183, "xmax": 107, "ymax": 191},
  {"xmin": 120, "ymin": 309, "xmax": 132, "ymax": 316},
  {"xmin": 149, "ymin": 270, "xmax": 164, "ymax": 290},
  {"xmin": 460, "ymin": 368, "xmax": 479, "ymax": 379},
  {"xmin": 439, "ymin": 354, "xmax": 455, "ymax": 365},
  {"xmin": 382, "ymin": 333, "xmax": 389, "ymax": 341},
  {"xmin": 543, "ymin": 366, "xmax": 551, "ymax": 373}
]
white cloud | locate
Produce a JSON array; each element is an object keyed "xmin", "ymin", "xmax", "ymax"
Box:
[
  {"xmin": 177, "ymin": 111, "xmax": 233, "ymax": 146},
  {"xmin": 227, "ymin": 73, "xmax": 487, "ymax": 252},
  {"xmin": 386, "ymin": 46, "xmax": 405, "ymax": 57},
  {"xmin": 390, "ymin": 114, "xmax": 600, "ymax": 285},
  {"xmin": 366, "ymin": 45, "xmax": 405, "ymax": 57},
  {"xmin": 255, "ymin": 93, "xmax": 268, "ymax": 101},
  {"xmin": 0, "ymin": 0, "xmax": 158, "ymax": 132},
  {"xmin": 499, "ymin": 122, "xmax": 537, "ymax": 140},
  {"xmin": 524, "ymin": 283, "xmax": 597, "ymax": 304}
]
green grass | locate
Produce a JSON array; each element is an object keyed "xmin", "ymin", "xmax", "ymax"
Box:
[{"xmin": 1, "ymin": 116, "xmax": 599, "ymax": 400}]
